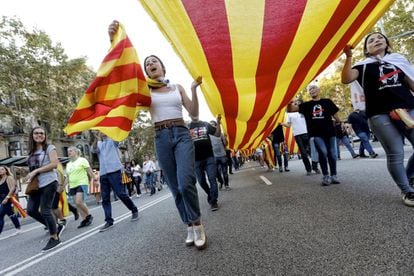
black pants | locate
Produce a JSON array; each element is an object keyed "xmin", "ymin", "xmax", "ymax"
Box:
[{"xmin": 27, "ymin": 181, "xmax": 58, "ymax": 235}]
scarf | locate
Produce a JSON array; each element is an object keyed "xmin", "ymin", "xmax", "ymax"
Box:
[
  {"xmin": 350, "ymin": 53, "xmax": 414, "ymax": 111},
  {"xmin": 146, "ymin": 77, "xmax": 171, "ymax": 88}
]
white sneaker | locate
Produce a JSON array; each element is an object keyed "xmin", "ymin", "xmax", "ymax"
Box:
[
  {"xmin": 185, "ymin": 226, "xmax": 194, "ymax": 246},
  {"xmin": 14, "ymin": 228, "xmax": 22, "ymax": 235},
  {"xmin": 193, "ymin": 224, "xmax": 207, "ymax": 250}
]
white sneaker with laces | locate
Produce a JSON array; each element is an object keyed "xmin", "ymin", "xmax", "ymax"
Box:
[
  {"xmin": 193, "ymin": 224, "xmax": 207, "ymax": 250},
  {"xmin": 185, "ymin": 226, "xmax": 194, "ymax": 246}
]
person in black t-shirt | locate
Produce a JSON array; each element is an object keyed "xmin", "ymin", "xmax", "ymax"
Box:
[
  {"xmin": 189, "ymin": 115, "xmax": 222, "ymax": 211},
  {"xmin": 342, "ymin": 32, "xmax": 414, "ymax": 207},
  {"xmin": 299, "ymin": 84, "xmax": 342, "ymax": 186},
  {"xmin": 271, "ymin": 125, "xmax": 289, "ymax": 172},
  {"xmin": 334, "ymin": 121, "xmax": 358, "ymax": 159},
  {"xmin": 347, "ymin": 110, "xmax": 377, "ymax": 158}
]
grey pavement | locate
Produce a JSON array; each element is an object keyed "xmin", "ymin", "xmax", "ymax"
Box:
[{"xmin": 1, "ymin": 142, "xmax": 414, "ymax": 275}]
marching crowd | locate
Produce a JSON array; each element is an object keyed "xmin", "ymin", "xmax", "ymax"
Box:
[{"xmin": 1, "ymin": 30, "xmax": 414, "ymax": 255}]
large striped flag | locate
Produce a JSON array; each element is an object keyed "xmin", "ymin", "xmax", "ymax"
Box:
[
  {"xmin": 139, "ymin": 0, "xmax": 394, "ymax": 149},
  {"xmin": 261, "ymin": 137, "xmax": 275, "ymax": 169},
  {"xmin": 284, "ymin": 126, "xmax": 299, "ymax": 155},
  {"xmin": 64, "ymin": 23, "xmax": 151, "ymax": 141}
]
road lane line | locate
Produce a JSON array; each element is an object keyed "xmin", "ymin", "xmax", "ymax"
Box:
[
  {"xmin": 0, "ymin": 192, "xmax": 162, "ymax": 241},
  {"xmin": 260, "ymin": 176, "xmax": 272, "ymax": 186},
  {"xmin": 1, "ymin": 194, "xmax": 172, "ymax": 276}
]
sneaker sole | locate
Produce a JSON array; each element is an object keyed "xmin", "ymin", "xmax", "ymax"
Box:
[
  {"xmin": 195, "ymin": 236, "xmax": 208, "ymax": 250},
  {"xmin": 185, "ymin": 240, "xmax": 194, "ymax": 246},
  {"xmin": 99, "ymin": 225, "xmax": 114, "ymax": 232},
  {"xmin": 42, "ymin": 241, "xmax": 62, "ymax": 252}
]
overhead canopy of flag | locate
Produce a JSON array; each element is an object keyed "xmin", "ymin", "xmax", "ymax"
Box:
[
  {"xmin": 139, "ymin": 0, "xmax": 394, "ymax": 149},
  {"xmin": 64, "ymin": 23, "xmax": 151, "ymax": 141}
]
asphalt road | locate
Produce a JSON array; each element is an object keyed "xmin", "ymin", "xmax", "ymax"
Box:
[{"xmin": 1, "ymin": 142, "xmax": 414, "ymax": 275}]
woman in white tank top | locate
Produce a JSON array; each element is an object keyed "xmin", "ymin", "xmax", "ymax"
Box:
[{"xmin": 109, "ymin": 20, "xmax": 207, "ymax": 250}]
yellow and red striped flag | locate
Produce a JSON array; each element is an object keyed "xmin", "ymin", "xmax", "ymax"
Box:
[
  {"xmin": 284, "ymin": 126, "xmax": 299, "ymax": 155},
  {"xmin": 139, "ymin": 0, "xmax": 394, "ymax": 149},
  {"xmin": 261, "ymin": 137, "xmax": 275, "ymax": 169},
  {"xmin": 64, "ymin": 23, "xmax": 150, "ymax": 141}
]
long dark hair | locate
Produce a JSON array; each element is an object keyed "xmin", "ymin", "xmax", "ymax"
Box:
[
  {"xmin": 363, "ymin": 32, "xmax": 392, "ymax": 57},
  {"xmin": 144, "ymin": 55, "xmax": 166, "ymax": 77},
  {"xmin": 28, "ymin": 126, "xmax": 48, "ymax": 155}
]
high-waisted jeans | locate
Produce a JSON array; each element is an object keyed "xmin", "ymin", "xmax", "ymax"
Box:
[
  {"xmin": 369, "ymin": 111, "xmax": 414, "ymax": 194},
  {"xmin": 155, "ymin": 126, "xmax": 200, "ymax": 224}
]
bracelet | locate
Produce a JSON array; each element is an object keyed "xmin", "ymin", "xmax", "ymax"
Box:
[
  {"xmin": 346, "ymin": 55, "xmax": 352, "ymax": 58},
  {"xmin": 6, "ymin": 195, "xmax": 10, "ymax": 199}
]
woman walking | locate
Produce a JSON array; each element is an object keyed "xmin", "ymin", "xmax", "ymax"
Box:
[
  {"xmin": 26, "ymin": 126, "xmax": 61, "ymax": 251},
  {"xmin": 109, "ymin": 20, "xmax": 207, "ymax": 249},
  {"xmin": 341, "ymin": 32, "xmax": 414, "ymax": 206},
  {"xmin": 0, "ymin": 165, "xmax": 21, "ymax": 235}
]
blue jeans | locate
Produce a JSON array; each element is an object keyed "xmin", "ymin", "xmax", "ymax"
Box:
[
  {"xmin": 216, "ymin": 156, "xmax": 229, "ymax": 186},
  {"xmin": 0, "ymin": 198, "xmax": 20, "ymax": 234},
  {"xmin": 309, "ymin": 137, "xmax": 319, "ymax": 162},
  {"xmin": 369, "ymin": 112, "xmax": 414, "ymax": 194},
  {"xmin": 145, "ymin": 172, "xmax": 155, "ymax": 194},
  {"xmin": 273, "ymin": 143, "xmax": 288, "ymax": 169},
  {"xmin": 313, "ymin": 136, "xmax": 337, "ymax": 176},
  {"xmin": 155, "ymin": 126, "xmax": 200, "ymax": 224},
  {"xmin": 357, "ymin": 131, "xmax": 375, "ymax": 155},
  {"xmin": 100, "ymin": 170, "xmax": 138, "ymax": 224},
  {"xmin": 336, "ymin": 136, "xmax": 356, "ymax": 158},
  {"xmin": 195, "ymin": 156, "xmax": 219, "ymax": 205},
  {"xmin": 133, "ymin": 176, "xmax": 142, "ymax": 195},
  {"xmin": 27, "ymin": 181, "xmax": 57, "ymax": 236}
]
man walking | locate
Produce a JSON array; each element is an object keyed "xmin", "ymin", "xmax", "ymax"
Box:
[
  {"xmin": 91, "ymin": 131, "xmax": 139, "ymax": 231},
  {"xmin": 189, "ymin": 115, "xmax": 222, "ymax": 211},
  {"xmin": 299, "ymin": 84, "xmax": 342, "ymax": 186}
]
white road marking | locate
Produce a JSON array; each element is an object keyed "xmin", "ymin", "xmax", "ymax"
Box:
[
  {"xmin": 1, "ymin": 194, "xmax": 172, "ymax": 276},
  {"xmin": 259, "ymin": 176, "xmax": 272, "ymax": 186}
]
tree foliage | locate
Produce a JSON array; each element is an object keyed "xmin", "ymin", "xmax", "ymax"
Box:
[{"xmin": 0, "ymin": 16, "xmax": 95, "ymax": 139}]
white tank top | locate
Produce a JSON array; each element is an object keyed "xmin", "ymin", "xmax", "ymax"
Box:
[{"xmin": 150, "ymin": 85, "xmax": 183, "ymax": 123}]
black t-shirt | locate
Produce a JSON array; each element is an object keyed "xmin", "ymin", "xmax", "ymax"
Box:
[
  {"xmin": 335, "ymin": 123, "xmax": 347, "ymax": 138},
  {"xmin": 348, "ymin": 111, "xmax": 370, "ymax": 134},
  {"xmin": 188, "ymin": 120, "xmax": 216, "ymax": 161},
  {"xmin": 354, "ymin": 61, "xmax": 414, "ymax": 117},
  {"xmin": 299, "ymin": 99, "xmax": 339, "ymax": 138},
  {"xmin": 272, "ymin": 125, "xmax": 285, "ymax": 143}
]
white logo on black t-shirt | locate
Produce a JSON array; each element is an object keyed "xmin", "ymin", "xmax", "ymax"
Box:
[
  {"xmin": 379, "ymin": 63, "xmax": 402, "ymax": 90},
  {"xmin": 312, "ymin": 104, "xmax": 325, "ymax": 119}
]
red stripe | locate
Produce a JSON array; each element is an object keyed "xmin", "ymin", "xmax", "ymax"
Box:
[
  {"xmin": 182, "ymin": 0, "xmax": 238, "ymax": 148},
  {"xmin": 68, "ymin": 94, "xmax": 138, "ymax": 123},
  {"xmin": 238, "ymin": 0, "xmax": 307, "ymax": 149},
  {"xmin": 95, "ymin": 117, "xmax": 133, "ymax": 130},
  {"xmin": 86, "ymin": 63, "xmax": 145, "ymax": 94},
  {"xmin": 379, "ymin": 70, "xmax": 401, "ymax": 81},
  {"xmin": 280, "ymin": 1, "xmax": 379, "ymax": 108},
  {"xmin": 102, "ymin": 37, "xmax": 134, "ymax": 63}
]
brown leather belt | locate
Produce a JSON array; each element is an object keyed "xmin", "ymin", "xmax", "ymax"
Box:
[{"xmin": 154, "ymin": 119, "xmax": 187, "ymax": 131}]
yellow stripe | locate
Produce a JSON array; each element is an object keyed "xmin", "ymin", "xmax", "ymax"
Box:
[
  {"xmin": 139, "ymin": 0, "xmax": 225, "ymax": 121},
  {"xmin": 226, "ymin": 0, "xmax": 265, "ymax": 149},
  {"xmin": 75, "ymin": 78, "xmax": 138, "ymax": 109},
  {"xmin": 97, "ymin": 48, "xmax": 139, "ymax": 77}
]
